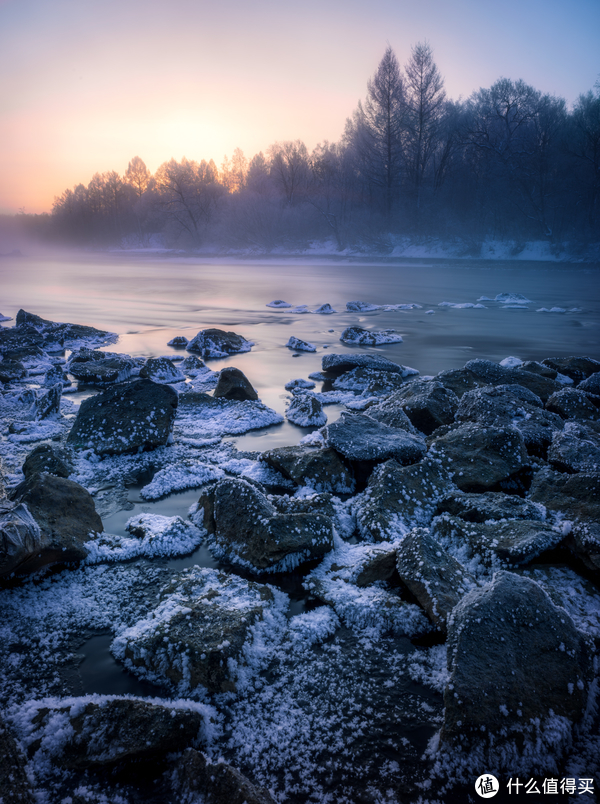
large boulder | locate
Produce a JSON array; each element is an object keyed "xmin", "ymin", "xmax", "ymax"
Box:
[
  {"xmin": 112, "ymin": 567, "xmax": 286, "ymax": 695},
  {"xmin": 435, "ymin": 367, "xmax": 487, "ymax": 398},
  {"xmin": 354, "ymin": 458, "xmax": 454, "ymax": 542},
  {"xmin": 436, "ymin": 490, "xmax": 545, "ymax": 523},
  {"xmin": 68, "ymin": 348, "xmax": 137, "ymax": 386},
  {"xmin": 546, "ymin": 388, "xmax": 600, "ymax": 421},
  {"xmin": 382, "ymin": 380, "xmax": 458, "ymax": 435},
  {"xmin": 22, "ymin": 444, "xmax": 70, "ymax": 479},
  {"xmin": 139, "ymin": 356, "xmax": 185, "ymax": 384},
  {"xmin": 395, "ymin": 527, "xmax": 476, "ymax": 631},
  {"xmin": 325, "ymin": 412, "xmax": 426, "ymax": 465},
  {"xmin": 321, "ymin": 353, "xmax": 409, "ymax": 376},
  {"xmin": 186, "ymin": 328, "xmax": 253, "ymax": 359},
  {"xmin": 209, "ymin": 478, "xmax": 333, "ymax": 573},
  {"xmin": 260, "ymin": 445, "xmax": 354, "ymax": 494},
  {"xmin": 442, "ymin": 572, "xmax": 593, "ymax": 749},
  {"xmin": 213, "ymin": 366, "xmax": 258, "ymax": 401},
  {"xmin": 67, "ymin": 378, "xmax": 178, "ymax": 455},
  {"xmin": 506, "ymin": 368, "xmax": 563, "ymax": 403},
  {"xmin": 541, "ymin": 356, "xmax": 600, "ymax": 383},
  {"xmin": 2, "ymin": 473, "xmax": 102, "ymax": 576},
  {"xmin": 528, "ymin": 466, "xmax": 600, "ymax": 523},
  {"xmin": 428, "ymin": 423, "xmax": 529, "ymax": 492},
  {"xmin": 172, "ymin": 749, "xmax": 276, "ymax": 804},
  {"xmin": 547, "ymin": 420, "xmax": 600, "ymax": 473}
]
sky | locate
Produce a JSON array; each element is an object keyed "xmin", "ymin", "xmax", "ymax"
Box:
[{"xmin": 0, "ymin": 0, "xmax": 598, "ymax": 214}]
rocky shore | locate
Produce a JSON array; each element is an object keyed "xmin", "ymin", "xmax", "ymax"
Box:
[{"xmin": 1, "ymin": 309, "xmax": 599, "ymax": 803}]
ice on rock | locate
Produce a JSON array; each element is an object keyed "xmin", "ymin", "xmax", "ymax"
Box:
[
  {"xmin": 346, "ymin": 301, "xmax": 381, "ymax": 312},
  {"xmin": 340, "ymin": 326, "xmax": 403, "ymax": 345},
  {"xmin": 500, "ymin": 356, "xmax": 524, "ymax": 368},
  {"xmin": 286, "ymin": 336, "xmax": 316, "ymax": 352},
  {"xmin": 266, "ymin": 300, "xmax": 292, "ymax": 308},
  {"xmin": 140, "ymin": 462, "xmax": 225, "ymax": 499},
  {"xmin": 438, "ymin": 302, "xmax": 486, "ymax": 309},
  {"xmin": 286, "ymin": 392, "xmax": 327, "ymax": 427},
  {"xmin": 0, "ymin": 312, "xmax": 13, "ymax": 322},
  {"xmin": 86, "ymin": 514, "xmax": 204, "ymax": 562},
  {"xmin": 313, "ymin": 303, "xmax": 337, "ymax": 314},
  {"xmin": 494, "ymin": 293, "xmax": 532, "ymax": 304},
  {"xmin": 284, "ymin": 377, "xmax": 316, "ymax": 390},
  {"xmin": 291, "ymin": 305, "xmax": 310, "ymax": 313}
]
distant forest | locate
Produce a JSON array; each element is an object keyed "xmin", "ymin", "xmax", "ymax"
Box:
[{"xmin": 18, "ymin": 44, "xmax": 600, "ymax": 252}]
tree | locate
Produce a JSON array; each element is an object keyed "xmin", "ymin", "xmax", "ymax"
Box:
[
  {"xmin": 346, "ymin": 46, "xmax": 405, "ymax": 223},
  {"xmin": 124, "ymin": 156, "xmax": 151, "ymax": 200},
  {"xmin": 268, "ymin": 140, "xmax": 310, "ymax": 204},
  {"xmin": 568, "ymin": 89, "xmax": 600, "ymax": 234}
]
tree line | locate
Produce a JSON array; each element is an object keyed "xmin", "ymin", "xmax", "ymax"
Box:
[{"xmin": 33, "ymin": 44, "xmax": 600, "ymax": 250}]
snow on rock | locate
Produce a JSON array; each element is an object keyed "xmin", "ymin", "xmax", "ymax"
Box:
[
  {"xmin": 312, "ymin": 303, "xmax": 337, "ymax": 314},
  {"xmin": 284, "ymin": 377, "xmax": 316, "ymax": 390},
  {"xmin": 286, "ymin": 336, "xmax": 316, "ymax": 352},
  {"xmin": 140, "ymin": 462, "xmax": 225, "ymax": 500},
  {"xmin": 175, "ymin": 395, "xmax": 283, "ymax": 441},
  {"xmin": 438, "ymin": 302, "xmax": 486, "ymax": 309},
  {"xmin": 288, "ymin": 607, "xmax": 341, "ymax": 646},
  {"xmin": 140, "ymin": 356, "xmax": 185, "ymax": 384},
  {"xmin": 0, "ymin": 312, "xmax": 12, "ymax": 321},
  {"xmin": 346, "ymin": 301, "xmax": 381, "ymax": 312},
  {"xmin": 290, "ymin": 305, "xmax": 310, "ymax": 313},
  {"xmin": 266, "ymin": 300, "xmax": 292, "ymax": 308},
  {"xmin": 86, "ymin": 514, "xmax": 203, "ymax": 562},
  {"xmin": 340, "ymin": 326, "xmax": 403, "ymax": 345},
  {"xmin": 167, "ymin": 335, "xmax": 189, "ymax": 348},
  {"xmin": 286, "ymin": 392, "xmax": 327, "ymax": 427},
  {"xmin": 500, "ymin": 356, "xmax": 524, "ymax": 368},
  {"xmin": 493, "ymin": 293, "xmax": 532, "ymax": 304},
  {"xmin": 186, "ymin": 328, "xmax": 254, "ymax": 359}
]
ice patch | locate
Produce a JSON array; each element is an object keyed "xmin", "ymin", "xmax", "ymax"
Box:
[
  {"xmin": 284, "ymin": 377, "xmax": 316, "ymax": 391},
  {"xmin": 494, "ymin": 293, "xmax": 532, "ymax": 304},
  {"xmin": 140, "ymin": 462, "xmax": 225, "ymax": 499},
  {"xmin": 266, "ymin": 300, "xmax": 292, "ymax": 308},
  {"xmin": 500, "ymin": 356, "xmax": 524, "ymax": 368},
  {"xmin": 286, "ymin": 336, "xmax": 316, "ymax": 352},
  {"xmin": 313, "ymin": 304, "xmax": 337, "ymax": 314},
  {"xmin": 86, "ymin": 515, "xmax": 204, "ymax": 562}
]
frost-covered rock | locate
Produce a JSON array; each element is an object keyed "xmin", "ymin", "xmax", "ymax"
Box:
[
  {"xmin": 68, "ymin": 349, "xmax": 137, "ymax": 386},
  {"xmin": 172, "ymin": 748, "xmax": 276, "ymax": 804},
  {"xmin": 313, "ymin": 303, "xmax": 336, "ymax": 314},
  {"xmin": 2, "ymin": 473, "xmax": 102, "ymax": 576},
  {"xmin": 86, "ymin": 514, "xmax": 203, "ymax": 563},
  {"xmin": 325, "ymin": 412, "xmax": 426, "ymax": 465},
  {"xmin": 187, "ymin": 328, "xmax": 253, "ymax": 359},
  {"xmin": 382, "ymin": 380, "xmax": 458, "ymax": 435},
  {"xmin": 180, "ymin": 354, "xmax": 209, "ymax": 376},
  {"xmin": 345, "ymin": 300, "xmax": 381, "ymax": 312},
  {"xmin": 578, "ymin": 371, "xmax": 600, "ymax": 395},
  {"xmin": 428, "ymin": 423, "xmax": 528, "ymax": 492},
  {"xmin": 436, "ymin": 490, "xmax": 545, "ymax": 523},
  {"xmin": 167, "ymin": 335, "xmax": 189, "ymax": 348},
  {"xmin": 175, "ymin": 393, "xmax": 283, "ymax": 439},
  {"xmin": 322, "ymin": 352, "xmax": 409, "ymax": 376},
  {"xmin": 0, "ymin": 359, "xmax": 26, "ymax": 382},
  {"xmin": 112, "ymin": 566, "xmax": 288, "ymax": 695},
  {"xmin": 395, "ymin": 527, "xmax": 477, "ymax": 631},
  {"xmin": 213, "ymin": 366, "xmax": 258, "ymax": 401},
  {"xmin": 266, "ymin": 300, "xmax": 292, "ymax": 308},
  {"xmin": 22, "ymin": 443, "xmax": 70, "ymax": 479},
  {"xmin": 548, "ymin": 420, "xmax": 600, "ymax": 473},
  {"xmin": 493, "ymin": 292, "xmax": 532, "ymax": 304},
  {"xmin": 284, "ymin": 377, "xmax": 315, "ymax": 391},
  {"xmin": 286, "ymin": 392, "xmax": 327, "ymax": 427},
  {"xmin": 331, "ymin": 366, "xmax": 411, "ymax": 397},
  {"xmin": 260, "ymin": 445, "xmax": 354, "ymax": 494},
  {"xmin": 286, "ymin": 336, "xmax": 316, "ymax": 352},
  {"xmin": 542, "ymin": 356, "xmax": 600, "ymax": 384},
  {"xmin": 362, "ymin": 396, "xmax": 418, "ymax": 433},
  {"xmin": 432, "ymin": 514, "xmax": 563, "ymax": 567},
  {"xmin": 442, "ymin": 572, "xmax": 593, "ymax": 753},
  {"xmin": 13, "ymin": 309, "xmax": 117, "ymax": 351},
  {"xmin": 435, "ymin": 367, "xmax": 487, "ymax": 398},
  {"xmin": 42, "ymin": 362, "xmax": 70, "ymax": 388},
  {"xmin": 140, "ymin": 356, "xmax": 185, "ymax": 384},
  {"xmin": 546, "ymin": 388, "xmax": 600, "ymax": 421},
  {"xmin": 67, "ymin": 378, "xmax": 178, "ymax": 455},
  {"xmin": 340, "ymin": 325, "xmax": 402, "ymax": 345},
  {"xmin": 0, "ymin": 714, "xmax": 34, "ymax": 803},
  {"xmin": 12, "ymin": 696, "xmax": 215, "ymax": 769},
  {"xmin": 209, "ymin": 478, "xmax": 333, "ymax": 573},
  {"xmin": 354, "ymin": 458, "xmax": 454, "ymax": 543},
  {"xmin": 505, "ymin": 368, "xmax": 563, "ymax": 403}
]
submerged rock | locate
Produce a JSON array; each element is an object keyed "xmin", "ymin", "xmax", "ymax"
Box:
[
  {"xmin": 67, "ymin": 378, "xmax": 178, "ymax": 455},
  {"xmin": 260, "ymin": 445, "xmax": 354, "ymax": 494},
  {"xmin": 213, "ymin": 366, "xmax": 258, "ymax": 401},
  {"xmin": 187, "ymin": 328, "xmax": 253, "ymax": 359},
  {"xmin": 340, "ymin": 326, "xmax": 402, "ymax": 345}
]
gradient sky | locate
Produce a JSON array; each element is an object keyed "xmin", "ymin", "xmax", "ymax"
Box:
[{"xmin": 1, "ymin": 0, "xmax": 598, "ymax": 214}]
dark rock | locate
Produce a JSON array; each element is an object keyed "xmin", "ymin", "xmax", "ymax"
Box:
[
  {"xmin": 463, "ymin": 358, "xmax": 513, "ymax": 384},
  {"xmin": 339, "ymin": 326, "xmax": 402, "ymax": 345},
  {"xmin": 432, "ymin": 514, "xmax": 564, "ymax": 566},
  {"xmin": 0, "ymin": 323, "xmax": 48, "ymax": 355},
  {"xmin": 354, "ymin": 457, "xmax": 454, "ymax": 542},
  {"xmin": 68, "ymin": 348, "xmax": 137, "ymax": 386},
  {"xmin": 332, "ymin": 367, "xmax": 412, "ymax": 396},
  {"xmin": 547, "ymin": 420, "xmax": 600, "ymax": 473},
  {"xmin": 34, "ymin": 383, "xmax": 62, "ymax": 420},
  {"xmin": 0, "ymin": 716, "xmax": 35, "ymax": 803},
  {"xmin": 286, "ymin": 392, "xmax": 326, "ymax": 426},
  {"xmin": 22, "ymin": 698, "xmax": 208, "ymax": 769},
  {"xmin": 186, "ymin": 328, "xmax": 253, "ymax": 359},
  {"xmin": 286, "ymin": 336, "xmax": 316, "ymax": 352},
  {"xmin": 428, "ymin": 423, "xmax": 529, "ymax": 492},
  {"xmin": 180, "ymin": 354, "xmax": 208, "ymax": 375},
  {"xmin": 211, "ymin": 478, "xmax": 333, "ymax": 572},
  {"xmin": 112, "ymin": 566, "xmax": 283, "ymax": 694},
  {"xmin": 321, "ymin": 353, "xmax": 407, "ymax": 376},
  {"xmin": 528, "ymin": 466, "xmax": 600, "ymax": 523},
  {"xmin": 172, "ymin": 748, "xmax": 276, "ymax": 804},
  {"xmin": 139, "ymin": 356, "xmax": 185, "ymax": 384},
  {"xmin": 434, "ymin": 367, "xmax": 487, "ymax": 398},
  {"xmin": 0, "ymin": 359, "xmax": 26, "ymax": 382},
  {"xmin": 325, "ymin": 412, "xmax": 426, "ymax": 465},
  {"xmin": 22, "ymin": 444, "xmax": 70, "ymax": 479},
  {"xmin": 566, "ymin": 522, "xmax": 600, "ymax": 574},
  {"xmin": 442, "ymin": 572, "xmax": 593, "ymax": 747},
  {"xmin": 3, "ymin": 473, "xmax": 102, "ymax": 576},
  {"xmin": 395, "ymin": 527, "xmax": 476, "ymax": 630},
  {"xmin": 517, "ymin": 360, "xmax": 560, "ymax": 380},
  {"xmin": 506, "ymin": 368, "xmax": 563, "ymax": 403},
  {"xmin": 363, "ymin": 397, "xmax": 418, "ymax": 433},
  {"xmin": 261, "ymin": 445, "xmax": 354, "ymax": 494},
  {"xmin": 43, "ymin": 363, "xmax": 69, "ymax": 387},
  {"xmin": 578, "ymin": 371, "xmax": 600, "ymax": 395},
  {"xmin": 167, "ymin": 335, "xmax": 189, "ymax": 348},
  {"xmin": 436, "ymin": 490, "xmax": 546, "ymax": 523},
  {"xmin": 15, "ymin": 309, "xmax": 116, "ymax": 350},
  {"xmin": 546, "ymin": 388, "xmax": 600, "ymax": 420},
  {"xmin": 382, "ymin": 379, "xmax": 458, "ymax": 435},
  {"xmin": 213, "ymin": 366, "xmax": 258, "ymax": 401},
  {"xmin": 67, "ymin": 378, "xmax": 178, "ymax": 455},
  {"xmin": 541, "ymin": 356, "xmax": 600, "ymax": 383}
]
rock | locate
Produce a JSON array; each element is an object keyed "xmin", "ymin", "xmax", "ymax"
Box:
[
  {"xmin": 456, "ymin": 384, "xmax": 563, "ymax": 457},
  {"xmin": 313, "ymin": 303, "xmax": 336, "ymax": 314},
  {"xmin": 0, "ymin": 716, "xmax": 35, "ymax": 803},
  {"xmin": 332, "ymin": 367, "xmax": 412, "ymax": 396},
  {"xmin": 578, "ymin": 371, "xmax": 600, "ymax": 395},
  {"xmin": 541, "ymin": 356, "xmax": 600, "ymax": 383},
  {"xmin": 528, "ymin": 466, "xmax": 600, "ymax": 524},
  {"xmin": 346, "ymin": 301, "xmax": 381, "ymax": 312},
  {"xmin": 286, "ymin": 392, "xmax": 327, "ymax": 426},
  {"xmin": 547, "ymin": 420, "xmax": 600, "ymax": 473},
  {"xmin": 517, "ymin": 359, "xmax": 560, "ymax": 380},
  {"xmin": 286, "ymin": 336, "xmax": 316, "ymax": 352},
  {"xmin": 267, "ymin": 300, "xmax": 292, "ymax": 308},
  {"xmin": 186, "ymin": 328, "xmax": 253, "ymax": 359},
  {"xmin": 19, "ymin": 697, "xmax": 210, "ymax": 769},
  {"xmin": 180, "ymin": 354, "xmax": 208, "ymax": 375},
  {"xmin": 0, "ymin": 359, "xmax": 26, "ymax": 382},
  {"xmin": 68, "ymin": 348, "xmax": 137, "ymax": 386},
  {"xmin": 112, "ymin": 566, "xmax": 286, "ymax": 694},
  {"xmin": 432, "ymin": 514, "xmax": 564, "ymax": 566},
  {"xmin": 260, "ymin": 445, "xmax": 354, "ymax": 494},
  {"xmin": 140, "ymin": 356, "xmax": 185, "ymax": 383},
  {"xmin": 463, "ymin": 358, "xmax": 514, "ymax": 384},
  {"xmin": 22, "ymin": 444, "xmax": 70, "ymax": 479},
  {"xmin": 15, "ymin": 309, "xmax": 116, "ymax": 350},
  {"xmin": 67, "ymin": 378, "xmax": 178, "ymax": 455},
  {"xmin": 363, "ymin": 396, "xmax": 418, "ymax": 433},
  {"xmin": 566, "ymin": 522, "xmax": 600, "ymax": 574},
  {"xmin": 0, "ymin": 323, "xmax": 46, "ymax": 355},
  {"xmin": 442, "ymin": 572, "xmax": 593, "ymax": 748},
  {"xmin": 167, "ymin": 335, "xmax": 189, "ymax": 347},
  {"xmin": 210, "ymin": 479, "xmax": 333, "ymax": 572},
  {"xmin": 3, "ymin": 473, "xmax": 102, "ymax": 576},
  {"xmin": 395, "ymin": 527, "xmax": 476, "ymax": 630},
  {"xmin": 321, "ymin": 353, "xmax": 409, "ymax": 376},
  {"xmin": 340, "ymin": 326, "xmax": 402, "ymax": 345},
  {"xmin": 213, "ymin": 366, "xmax": 258, "ymax": 401},
  {"xmin": 383, "ymin": 380, "xmax": 458, "ymax": 435},
  {"xmin": 428, "ymin": 423, "xmax": 529, "ymax": 492},
  {"xmin": 434, "ymin": 367, "xmax": 487, "ymax": 398},
  {"xmin": 354, "ymin": 458, "xmax": 454, "ymax": 542},
  {"xmin": 325, "ymin": 412, "xmax": 426, "ymax": 465},
  {"xmin": 436, "ymin": 490, "xmax": 545, "ymax": 523},
  {"xmin": 43, "ymin": 363, "xmax": 69, "ymax": 387},
  {"xmin": 506, "ymin": 368, "xmax": 563, "ymax": 403},
  {"xmin": 546, "ymin": 388, "xmax": 600, "ymax": 421},
  {"xmin": 284, "ymin": 377, "xmax": 315, "ymax": 390},
  {"xmin": 172, "ymin": 748, "xmax": 276, "ymax": 804}
]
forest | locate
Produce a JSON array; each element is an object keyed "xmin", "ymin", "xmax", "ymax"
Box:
[{"xmin": 18, "ymin": 44, "xmax": 600, "ymax": 252}]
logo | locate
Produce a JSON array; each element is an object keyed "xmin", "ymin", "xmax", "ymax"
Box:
[{"xmin": 475, "ymin": 774, "xmax": 499, "ymax": 798}]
